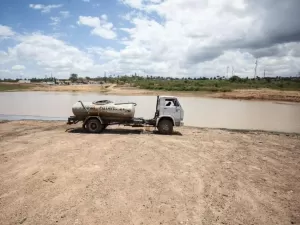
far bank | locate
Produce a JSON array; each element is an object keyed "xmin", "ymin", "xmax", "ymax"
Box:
[{"xmin": 0, "ymin": 82, "xmax": 300, "ymax": 102}]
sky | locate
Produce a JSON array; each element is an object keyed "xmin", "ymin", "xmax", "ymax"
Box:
[{"xmin": 0, "ymin": 0, "xmax": 300, "ymax": 79}]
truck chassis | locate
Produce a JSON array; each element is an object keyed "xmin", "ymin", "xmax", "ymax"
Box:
[{"xmin": 67, "ymin": 115, "xmax": 174, "ymax": 134}]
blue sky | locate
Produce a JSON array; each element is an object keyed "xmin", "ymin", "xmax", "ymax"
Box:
[
  {"xmin": 0, "ymin": 0, "xmax": 130, "ymax": 49},
  {"xmin": 0, "ymin": 0, "xmax": 299, "ymax": 79}
]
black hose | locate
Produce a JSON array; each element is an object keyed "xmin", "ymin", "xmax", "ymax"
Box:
[{"xmin": 78, "ymin": 101, "xmax": 88, "ymax": 113}]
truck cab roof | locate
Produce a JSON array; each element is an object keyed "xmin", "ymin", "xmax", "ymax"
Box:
[{"xmin": 159, "ymin": 96, "xmax": 177, "ymax": 99}]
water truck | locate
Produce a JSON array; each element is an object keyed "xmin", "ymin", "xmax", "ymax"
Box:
[{"xmin": 67, "ymin": 96, "xmax": 184, "ymax": 134}]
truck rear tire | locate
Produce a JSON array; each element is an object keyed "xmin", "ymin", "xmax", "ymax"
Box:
[
  {"xmin": 86, "ymin": 119, "xmax": 104, "ymax": 133},
  {"xmin": 82, "ymin": 124, "xmax": 87, "ymax": 132},
  {"xmin": 158, "ymin": 119, "xmax": 173, "ymax": 135}
]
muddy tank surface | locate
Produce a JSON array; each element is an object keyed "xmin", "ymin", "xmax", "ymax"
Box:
[{"xmin": 72, "ymin": 100, "xmax": 136, "ymax": 121}]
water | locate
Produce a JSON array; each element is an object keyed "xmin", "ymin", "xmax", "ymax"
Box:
[{"xmin": 0, "ymin": 91, "xmax": 300, "ymax": 133}]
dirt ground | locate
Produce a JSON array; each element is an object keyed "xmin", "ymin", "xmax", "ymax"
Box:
[
  {"xmin": 211, "ymin": 89, "xmax": 300, "ymax": 102},
  {"xmin": 0, "ymin": 121, "xmax": 299, "ymax": 225},
  {"xmin": 32, "ymin": 85, "xmax": 300, "ymax": 102}
]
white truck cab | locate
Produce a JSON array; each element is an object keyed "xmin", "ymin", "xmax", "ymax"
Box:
[{"xmin": 155, "ymin": 96, "xmax": 184, "ymax": 134}]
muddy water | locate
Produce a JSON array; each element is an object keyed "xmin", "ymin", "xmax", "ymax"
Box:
[{"xmin": 0, "ymin": 91, "xmax": 300, "ymax": 133}]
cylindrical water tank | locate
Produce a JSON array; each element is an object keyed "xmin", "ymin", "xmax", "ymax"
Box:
[{"xmin": 72, "ymin": 100, "xmax": 136, "ymax": 120}]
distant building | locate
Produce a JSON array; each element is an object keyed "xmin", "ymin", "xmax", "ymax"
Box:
[
  {"xmin": 18, "ymin": 80, "xmax": 31, "ymax": 83},
  {"xmin": 46, "ymin": 82, "xmax": 55, "ymax": 85}
]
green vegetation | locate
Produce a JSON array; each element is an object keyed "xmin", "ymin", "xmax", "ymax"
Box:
[
  {"xmin": 69, "ymin": 73, "xmax": 78, "ymax": 83},
  {"xmin": 111, "ymin": 75, "xmax": 300, "ymax": 92},
  {"xmin": 0, "ymin": 83, "xmax": 32, "ymax": 91},
  {"xmin": 1, "ymin": 75, "xmax": 299, "ymax": 92}
]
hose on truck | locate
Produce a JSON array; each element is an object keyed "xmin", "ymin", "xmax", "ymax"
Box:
[{"xmin": 78, "ymin": 101, "xmax": 89, "ymax": 114}]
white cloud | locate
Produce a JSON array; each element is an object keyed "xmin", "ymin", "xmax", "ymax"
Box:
[
  {"xmin": 29, "ymin": 4, "xmax": 63, "ymax": 13},
  {"xmin": 0, "ymin": 69, "xmax": 13, "ymax": 78},
  {"xmin": 59, "ymin": 11, "xmax": 70, "ymax": 18},
  {"xmin": 49, "ymin": 17, "xmax": 61, "ymax": 26},
  {"xmin": 77, "ymin": 15, "xmax": 117, "ymax": 39},
  {"xmin": 82, "ymin": 0, "xmax": 90, "ymax": 2},
  {"xmin": 120, "ymin": 0, "xmax": 143, "ymax": 9},
  {"xmin": 8, "ymin": 33, "xmax": 94, "ymax": 73},
  {"xmin": 0, "ymin": 51, "xmax": 12, "ymax": 65},
  {"xmin": 12, "ymin": 65, "xmax": 26, "ymax": 70},
  {"xmin": 50, "ymin": 12, "xmax": 70, "ymax": 28},
  {"xmin": 121, "ymin": 10, "xmax": 144, "ymax": 21},
  {"xmin": 101, "ymin": 14, "xmax": 108, "ymax": 20},
  {"xmin": 111, "ymin": 0, "xmax": 300, "ymax": 77},
  {"xmin": 0, "ymin": 51, "xmax": 8, "ymax": 58},
  {"xmin": 87, "ymin": 47, "xmax": 120, "ymax": 60},
  {"xmin": 0, "ymin": 25, "xmax": 15, "ymax": 38}
]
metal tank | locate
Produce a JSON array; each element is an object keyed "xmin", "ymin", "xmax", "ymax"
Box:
[{"xmin": 72, "ymin": 100, "xmax": 136, "ymax": 121}]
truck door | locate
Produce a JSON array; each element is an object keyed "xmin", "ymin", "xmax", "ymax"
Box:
[{"xmin": 163, "ymin": 99, "xmax": 181, "ymax": 123}]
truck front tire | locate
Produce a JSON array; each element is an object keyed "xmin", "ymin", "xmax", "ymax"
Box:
[
  {"xmin": 158, "ymin": 119, "xmax": 173, "ymax": 135},
  {"xmin": 86, "ymin": 119, "xmax": 104, "ymax": 133}
]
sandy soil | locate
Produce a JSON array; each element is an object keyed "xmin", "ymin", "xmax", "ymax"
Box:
[
  {"xmin": 0, "ymin": 121, "xmax": 299, "ymax": 225},
  {"xmin": 30, "ymin": 84, "xmax": 182, "ymax": 96},
  {"xmin": 30, "ymin": 84, "xmax": 110, "ymax": 93},
  {"xmin": 211, "ymin": 89, "xmax": 300, "ymax": 102}
]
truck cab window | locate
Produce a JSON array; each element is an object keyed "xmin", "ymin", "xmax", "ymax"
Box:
[
  {"xmin": 174, "ymin": 100, "xmax": 179, "ymax": 107},
  {"xmin": 165, "ymin": 99, "xmax": 177, "ymax": 107},
  {"xmin": 166, "ymin": 101, "xmax": 172, "ymax": 106}
]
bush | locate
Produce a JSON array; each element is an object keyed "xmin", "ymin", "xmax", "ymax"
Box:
[
  {"xmin": 220, "ymin": 88, "xmax": 232, "ymax": 92},
  {"xmin": 278, "ymin": 83, "xmax": 284, "ymax": 88},
  {"xmin": 229, "ymin": 75, "xmax": 242, "ymax": 82}
]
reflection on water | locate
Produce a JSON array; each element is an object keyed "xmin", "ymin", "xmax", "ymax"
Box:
[{"xmin": 0, "ymin": 91, "xmax": 300, "ymax": 133}]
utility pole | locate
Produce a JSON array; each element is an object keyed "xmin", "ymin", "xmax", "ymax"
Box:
[
  {"xmin": 232, "ymin": 66, "xmax": 234, "ymax": 76},
  {"xmin": 254, "ymin": 59, "xmax": 258, "ymax": 79},
  {"xmin": 227, "ymin": 66, "xmax": 229, "ymax": 78},
  {"xmin": 264, "ymin": 68, "xmax": 266, "ymax": 78}
]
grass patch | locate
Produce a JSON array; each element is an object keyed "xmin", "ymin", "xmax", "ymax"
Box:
[
  {"xmin": 0, "ymin": 83, "xmax": 32, "ymax": 92},
  {"xmin": 131, "ymin": 79, "xmax": 300, "ymax": 92}
]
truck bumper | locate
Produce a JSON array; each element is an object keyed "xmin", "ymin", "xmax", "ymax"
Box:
[{"xmin": 67, "ymin": 116, "xmax": 78, "ymax": 125}]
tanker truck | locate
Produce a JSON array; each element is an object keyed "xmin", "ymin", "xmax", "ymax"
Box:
[{"xmin": 67, "ymin": 96, "xmax": 184, "ymax": 134}]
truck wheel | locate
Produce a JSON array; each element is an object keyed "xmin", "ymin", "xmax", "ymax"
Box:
[
  {"xmin": 86, "ymin": 119, "xmax": 104, "ymax": 133},
  {"xmin": 82, "ymin": 124, "xmax": 87, "ymax": 132},
  {"xmin": 158, "ymin": 119, "xmax": 173, "ymax": 135}
]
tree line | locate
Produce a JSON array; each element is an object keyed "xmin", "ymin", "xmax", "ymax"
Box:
[{"xmin": 1, "ymin": 74, "xmax": 299, "ymax": 92}]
